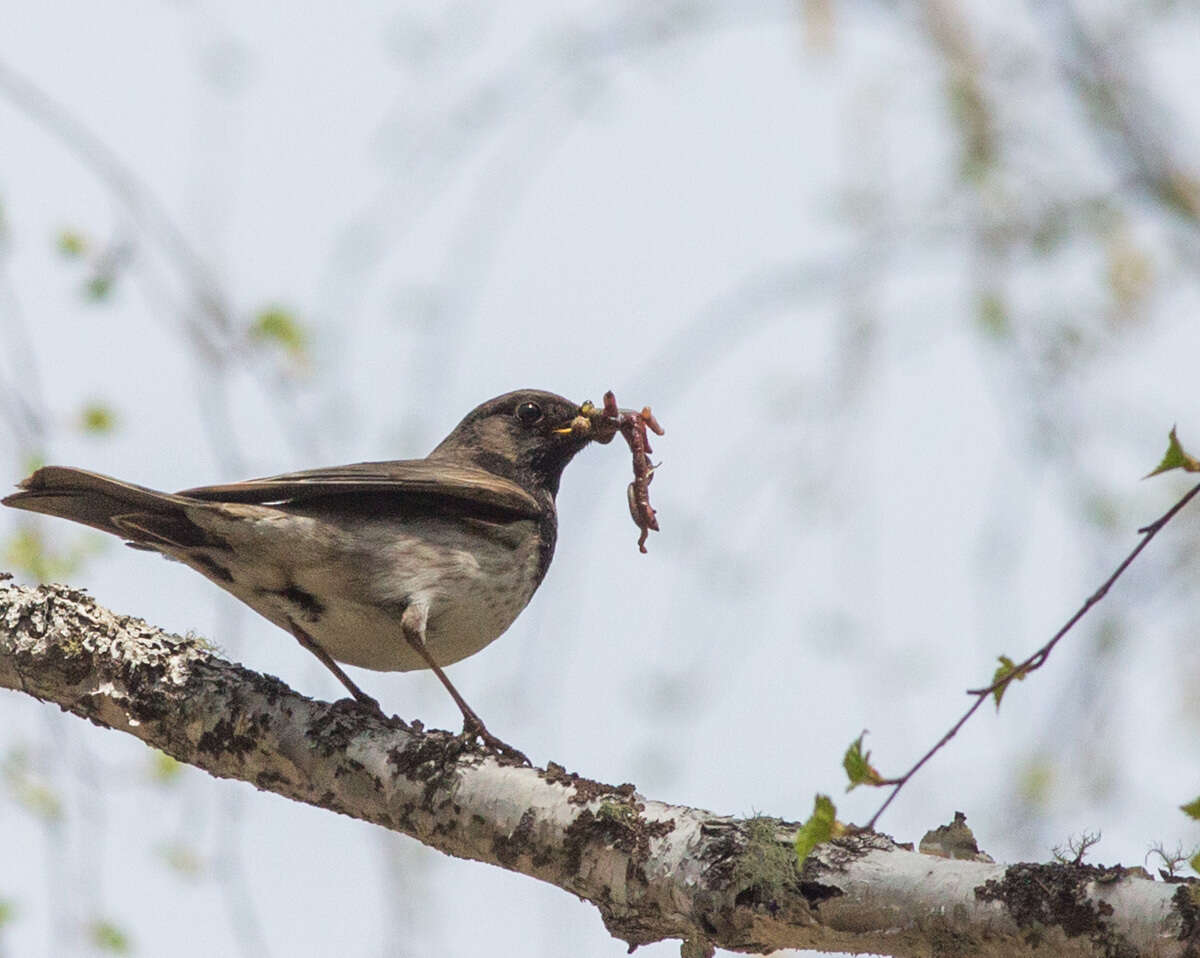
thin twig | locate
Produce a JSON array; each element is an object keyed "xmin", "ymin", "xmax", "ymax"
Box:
[{"xmin": 862, "ymin": 480, "xmax": 1200, "ymax": 831}]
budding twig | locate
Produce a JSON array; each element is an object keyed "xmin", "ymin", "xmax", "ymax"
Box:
[{"xmin": 859, "ymin": 480, "xmax": 1200, "ymax": 832}]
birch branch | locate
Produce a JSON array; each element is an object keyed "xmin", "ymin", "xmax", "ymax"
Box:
[{"xmin": 1, "ymin": 578, "xmax": 1195, "ymax": 957}]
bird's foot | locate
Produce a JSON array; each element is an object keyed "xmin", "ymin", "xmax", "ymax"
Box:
[
  {"xmin": 336, "ymin": 691, "xmax": 386, "ymax": 720},
  {"xmin": 459, "ymin": 716, "xmax": 530, "ymax": 766}
]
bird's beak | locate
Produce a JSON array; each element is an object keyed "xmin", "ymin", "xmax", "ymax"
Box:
[{"xmin": 554, "ymin": 400, "xmax": 619, "ymax": 444}]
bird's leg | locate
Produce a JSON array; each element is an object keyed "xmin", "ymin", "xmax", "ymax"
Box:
[
  {"xmin": 289, "ymin": 621, "xmax": 384, "ymax": 717},
  {"xmin": 400, "ymin": 605, "xmax": 530, "ymax": 765}
]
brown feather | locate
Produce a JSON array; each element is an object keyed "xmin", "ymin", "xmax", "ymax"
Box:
[
  {"xmin": 2, "ymin": 467, "xmax": 200, "ymax": 540},
  {"xmin": 178, "ymin": 460, "xmax": 541, "ymax": 517}
]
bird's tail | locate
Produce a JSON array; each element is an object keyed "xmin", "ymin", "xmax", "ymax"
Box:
[{"xmin": 3, "ymin": 467, "xmax": 205, "ymax": 548}]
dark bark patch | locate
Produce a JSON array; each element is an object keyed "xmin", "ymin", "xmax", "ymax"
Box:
[
  {"xmin": 562, "ymin": 804, "xmax": 676, "ymax": 883},
  {"xmin": 306, "ymin": 699, "xmax": 376, "ymax": 755},
  {"xmin": 975, "ymin": 862, "xmax": 1139, "ymax": 958},
  {"xmin": 196, "ymin": 716, "xmax": 258, "ymax": 758},
  {"xmin": 387, "ymin": 731, "xmax": 468, "ymax": 807},
  {"xmin": 797, "ymin": 881, "xmax": 841, "ymax": 906},
  {"xmin": 255, "ymin": 769, "xmax": 292, "ymax": 790},
  {"xmin": 493, "ymin": 808, "xmax": 537, "ymax": 869},
  {"xmin": 1172, "ymin": 884, "xmax": 1200, "ymax": 953},
  {"xmin": 541, "ymin": 760, "xmax": 637, "ymax": 805}
]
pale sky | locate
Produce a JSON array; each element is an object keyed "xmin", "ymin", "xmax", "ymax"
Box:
[{"xmin": 2, "ymin": 2, "xmax": 1200, "ymax": 956}]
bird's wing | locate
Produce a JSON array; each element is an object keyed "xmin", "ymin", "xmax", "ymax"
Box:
[{"xmin": 178, "ymin": 460, "xmax": 542, "ymax": 518}]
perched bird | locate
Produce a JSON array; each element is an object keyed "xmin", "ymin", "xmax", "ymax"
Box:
[{"xmin": 3, "ymin": 389, "xmax": 614, "ymax": 757}]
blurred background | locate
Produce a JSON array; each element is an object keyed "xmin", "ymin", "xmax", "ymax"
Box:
[{"xmin": 2, "ymin": 1, "xmax": 1200, "ymax": 955}]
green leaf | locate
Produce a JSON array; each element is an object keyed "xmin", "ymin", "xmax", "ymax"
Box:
[
  {"xmin": 794, "ymin": 794, "xmax": 837, "ymax": 863},
  {"xmin": 6, "ymin": 528, "xmax": 55, "ymax": 582},
  {"xmin": 158, "ymin": 842, "xmax": 203, "ymax": 877},
  {"xmin": 2, "ymin": 749, "xmax": 63, "ymax": 822},
  {"xmin": 1191, "ymin": 851, "xmax": 1200, "ymax": 875},
  {"xmin": 88, "ymin": 919, "xmax": 131, "ymax": 955},
  {"xmin": 1146, "ymin": 426, "xmax": 1200, "ymax": 478},
  {"xmin": 250, "ymin": 306, "xmax": 308, "ymax": 358},
  {"xmin": 1019, "ymin": 756, "xmax": 1054, "ymax": 807},
  {"xmin": 79, "ymin": 403, "xmax": 117, "ymax": 435},
  {"xmin": 1181, "ymin": 797, "xmax": 1200, "ymax": 820},
  {"xmin": 56, "ymin": 230, "xmax": 88, "ymax": 257},
  {"xmin": 13, "ymin": 780, "xmax": 62, "ymax": 821},
  {"xmin": 976, "ymin": 292, "xmax": 1010, "ymax": 339},
  {"xmin": 148, "ymin": 750, "xmax": 184, "ymax": 785},
  {"xmin": 5, "ymin": 527, "xmax": 104, "ymax": 582},
  {"xmin": 0, "ymin": 899, "xmax": 15, "ymax": 928},
  {"xmin": 843, "ymin": 733, "xmax": 883, "ymax": 791},
  {"xmin": 992, "ymin": 655, "xmax": 1027, "ymax": 709},
  {"xmin": 84, "ymin": 274, "xmax": 113, "ymax": 301}
]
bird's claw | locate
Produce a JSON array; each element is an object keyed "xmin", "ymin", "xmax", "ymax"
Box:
[{"xmin": 459, "ymin": 717, "xmax": 531, "ymax": 766}]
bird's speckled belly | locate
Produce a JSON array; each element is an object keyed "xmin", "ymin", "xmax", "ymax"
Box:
[{"xmin": 182, "ymin": 506, "xmax": 546, "ymax": 673}]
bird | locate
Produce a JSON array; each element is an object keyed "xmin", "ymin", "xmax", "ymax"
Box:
[{"xmin": 3, "ymin": 389, "xmax": 615, "ymax": 758}]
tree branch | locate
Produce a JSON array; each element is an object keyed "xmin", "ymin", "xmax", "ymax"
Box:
[{"xmin": 0, "ymin": 578, "xmax": 1194, "ymax": 957}]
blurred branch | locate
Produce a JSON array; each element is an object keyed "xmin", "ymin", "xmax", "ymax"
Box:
[
  {"xmin": 0, "ymin": 58, "xmax": 322, "ymax": 470},
  {"xmin": 0, "ymin": 55, "xmax": 312, "ymax": 950},
  {"xmin": 0, "ymin": 209, "xmax": 46, "ymax": 455},
  {"xmin": 0, "ymin": 579, "xmax": 1194, "ymax": 957},
  {"xmin": 0, "ymin": 59, "xmax": 233, "ymax": 345},
  {"xmin": 1037, "ymin": 0, "xmax": 1200, "ymax": 231},
  {"xmin": 0, "ymin": 56, "xmax": 257, "ymax": 474},
  {"xmin": 319, "ymin": 0, "xmax": 799, "ymax": 321},
  {"xmin": 920, "ymin": 0, "xmax": 997, "ymax": 183}
]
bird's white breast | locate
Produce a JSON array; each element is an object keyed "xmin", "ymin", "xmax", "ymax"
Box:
[{"xmin": 178, "ymin": 504, "xmax": 546, "ymax": 673}]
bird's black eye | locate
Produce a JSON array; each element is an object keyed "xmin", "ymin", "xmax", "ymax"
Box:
[{"xmin": 515, "ymin": 401, "xmax": 543, "ymax": 425}]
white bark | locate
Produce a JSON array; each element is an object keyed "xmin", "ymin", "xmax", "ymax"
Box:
[{"xmin": 1, "ymin": 578, "xmax": 1196, "ymax": 957}]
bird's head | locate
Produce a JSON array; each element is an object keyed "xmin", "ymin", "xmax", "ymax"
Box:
[{"xmin": 428, "ymin": 389, "xmax": 615, "ymax": 497}]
